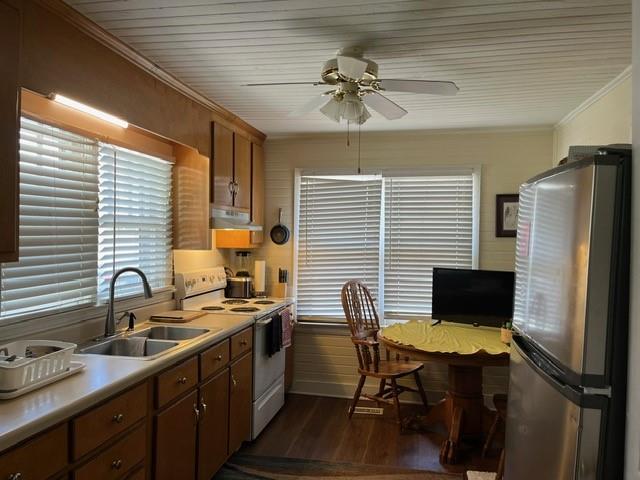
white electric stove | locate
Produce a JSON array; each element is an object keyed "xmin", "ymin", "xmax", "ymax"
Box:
[{"xmin": 174, "ymin": 267, "xmax": 290, "ymax": 440}]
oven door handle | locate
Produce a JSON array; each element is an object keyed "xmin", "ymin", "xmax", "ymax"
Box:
[{"xmin": 257, "ymin": 317, "xmax": 273, "ymax": 326}]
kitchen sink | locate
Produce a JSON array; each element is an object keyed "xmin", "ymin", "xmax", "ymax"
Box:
[
  {"xmin": 79, "ymin": 338, "xmax": 178, "ymax": 359},
  {"xmin": 132, "ymin": 326, "xmax": 214, "ymax": 341}
]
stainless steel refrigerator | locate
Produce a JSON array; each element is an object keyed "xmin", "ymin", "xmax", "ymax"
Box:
[{"xmin": 504, "ymin": 147, "xmax": 631, "ymax": 480}]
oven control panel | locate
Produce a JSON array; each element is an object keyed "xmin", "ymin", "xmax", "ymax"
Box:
[{"xmin": 175, "ymin": 267, "xmax": 227, "ymax": 300}]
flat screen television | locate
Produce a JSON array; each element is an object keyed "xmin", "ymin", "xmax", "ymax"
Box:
[{"xmin": 431, "ymin": 267, "xmax": 515, "ymax": 328}]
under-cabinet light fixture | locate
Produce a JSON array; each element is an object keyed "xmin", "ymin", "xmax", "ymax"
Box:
[{"xmin": 53, "ymin": 94, "xmax": 129, "ymax": 128}]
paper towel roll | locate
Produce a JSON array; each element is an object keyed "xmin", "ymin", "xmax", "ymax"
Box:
[{"xmin": 254, "ymin": 260, "xmax": 266, "ymax": 294}]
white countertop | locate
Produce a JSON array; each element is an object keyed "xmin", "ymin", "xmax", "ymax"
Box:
[{"xmin": 0, "ymin": 312, "xmax": 257, "ymax": 453}]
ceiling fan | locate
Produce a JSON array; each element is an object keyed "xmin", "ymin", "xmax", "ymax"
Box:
[{"xmin": 246, "ymin": 47, "xmax": 459, "ymax": 125}]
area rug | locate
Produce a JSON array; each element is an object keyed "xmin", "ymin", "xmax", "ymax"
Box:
[{"xmin": 214, "ymin": 454, "xmax": 462, "ymax": 479}]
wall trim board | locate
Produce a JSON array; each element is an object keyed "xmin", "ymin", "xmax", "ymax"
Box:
[
  {"xmin": 267, "ymin": 125, "xmax": 554, "ymax": 142},
  {"xmin": 556, "ymin": 65, "xmax": 632, "ymax": 128},
  {"xmin": 36, "ymin": 0, "xmax": 266, "ymax": 145}
]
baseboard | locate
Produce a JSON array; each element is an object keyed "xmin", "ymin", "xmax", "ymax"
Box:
[{"xmin": 289, "ymin": 379, "xmax": 501, "ymax": 408}]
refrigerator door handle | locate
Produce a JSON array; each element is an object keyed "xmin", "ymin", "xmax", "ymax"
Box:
[{"xmin": 512, "ymin": 336, "xmax": 607, "ymax": 409}]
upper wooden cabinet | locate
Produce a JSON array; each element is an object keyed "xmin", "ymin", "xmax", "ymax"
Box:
[
  {"xmin": 234, "ymin": 135, "xmax": 251, "ymax": 210},
  {"xmin": 211, "ymin": 122, "xmax": 234, "ymax": 208},
  {"xmin": 0, "ymin": 0, "xmax": 21, "ymax": 263},
  {"xmin": 251, "ymin": 143, "xmax": 265, "ymax": 244},
  {"xmin": 173, "ymin": 144, "xmax": 211, "ymax": 250},
  {"xmin": 211, "ymin": 121, "xmax": 259, "ymax": 216}
]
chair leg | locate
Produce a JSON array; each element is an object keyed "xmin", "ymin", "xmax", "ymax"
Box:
[
  {"xmin": 349, "ymin": 375, "xmax": 366, "ymax": 419},
  {"xmin": 482, "ymin": 413, "xmax": 501, "ymax": 458},
  {"xmin": 390, "ymin": 378, "xmax": 403, "ymax": 425},
  {"xmin": 376, "ymin": 378, "xmax": 386, "ymax": 405},
  {"xmin": 413, "ymin": 371, "xmax": 429, "ymax": 414},
  {"xmin": 496, "ymin": 448, "xmax": 505, "ymax": 480}
]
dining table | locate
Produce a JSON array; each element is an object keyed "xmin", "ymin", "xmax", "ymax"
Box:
[{"xmin": 378, "ymin": 320, "xmax": 510, "ymax": 464}]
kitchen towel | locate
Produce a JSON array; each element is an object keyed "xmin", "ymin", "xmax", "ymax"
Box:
[
  {"xmin": 266, "ymin": 314, "xmax": 283, "ymax": 357},
  {"xmin": 281, "ymin": 308, "xmax": 293, "ymax": 348}
]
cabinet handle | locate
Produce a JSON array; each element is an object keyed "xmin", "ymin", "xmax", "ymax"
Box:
[
  {"xmin": 231, "ymin": 374, "xmax": 238, "ymax": 388},
  {"xmin": 194, "ymin": 403, "xmax": 200, "ymax": 424},
  {"xmin": 200, "ymin": 397, "xmax": 208, "ymax": 416},
  {"xmin": 178, "ymin": 376, "xmax": 188, "ymax": 384},
  {"xmin": 228, "ymin": 182, "xmax": 234, "ymax": 194},
  {"xmin": 111, "ymin": 459, "xmax": 123, "ymax": 470},
  {"xmin": 240, "ymin": 340, "xmax": 248, "ymax": 346},
  {"xmin": 216, "ymin": 354, "xmax": 223, "ymax": 361},
  {"xmin": 8, "ymin": 473, "xmax": 22, "ymax": 480},
  {"xmin": 112, "ymin": 413, "xmax": 124, "ymax": 424}
]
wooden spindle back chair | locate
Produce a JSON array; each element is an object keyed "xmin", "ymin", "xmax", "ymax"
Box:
[{"xmin": 341, "ymin": 280, "xmax": 429, "ymax": 425}]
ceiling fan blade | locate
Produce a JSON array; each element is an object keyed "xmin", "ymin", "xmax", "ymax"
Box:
[
  {"xmin": 337, "ymin": 55, "xmax": 368, "ymax": 82},
  {"xmin": 245, "ymin": 82, "xmax": 325, "ymax": 87},
  {"xmin": 377, "ymin": 79, "xmax": 459, "ymax": 96},
  {"xmin": 362, "ymin": 91, "xmax": 407, "ymax": 120},
  {"xmin": 289, "ymin": 93, "xmax": 333, "ymax": 117}
]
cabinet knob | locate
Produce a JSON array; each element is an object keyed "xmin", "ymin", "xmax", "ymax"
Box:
[
  {"xmin": 112, "ymin": 413, "xmax": 124, "ymax": 424},
  {"xmin": 178, "ymin": 376, "xmax": 188, "ymax": 384},
  {"xmin": 8, "ymin": 473, "xmax": 22, "ymax": 480},
  {"xmin": 216, "ymin": 354, "xmax": 223, "ymax": 361},
  {"xmin": 111, "ymin": 459, "xmax": 123, "ymax": 470}
]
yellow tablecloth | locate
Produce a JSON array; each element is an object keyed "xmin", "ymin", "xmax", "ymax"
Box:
[{"xmin": 380, "ymin": 320, "xmax": 509, "ymax": 356}]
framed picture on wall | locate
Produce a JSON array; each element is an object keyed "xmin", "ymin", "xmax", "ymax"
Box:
[{"xmin": 496, "ymin": 194, "xmax": 519, "ymax": 237}]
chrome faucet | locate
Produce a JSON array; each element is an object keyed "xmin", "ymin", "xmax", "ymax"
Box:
[{"xmin": 104, "ymin": 267, "xmax": 153, "ymax": 337}]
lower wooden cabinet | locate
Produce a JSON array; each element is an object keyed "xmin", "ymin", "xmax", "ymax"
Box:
[
  {"xmin": 229, "ymin": 352, "xmax": 253, "ymax": 455},
  {"xmin": 197, "ymin": 369, "xmax": 230, "ymax": 480},
  {"xmin": 154, "ymin": 390, "xmax": 199, "ymax": 480}
]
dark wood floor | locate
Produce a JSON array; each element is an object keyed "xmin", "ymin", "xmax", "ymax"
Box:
[{"xmin": 242, "ymin": 394, "xmax": 500, "ymax": 475}]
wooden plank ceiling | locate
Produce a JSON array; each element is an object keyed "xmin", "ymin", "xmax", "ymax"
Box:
[{"xmin": 65, "ymin": 0, "xmax": 631, "ymax": 135}]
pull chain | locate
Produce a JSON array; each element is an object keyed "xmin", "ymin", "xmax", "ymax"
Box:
[
  {"xmin": 357, "ymin": 124, "xmax": 361, "ymax": 174},
  {"xmin": 347, "ymin": 120, "xmax": 350, "ymax": 147}
]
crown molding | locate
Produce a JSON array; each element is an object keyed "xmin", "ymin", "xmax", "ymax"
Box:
[
  {"xmin": 555, "ymin": 65, "xmax": 632, "ymax": 128},
  {"xmin": 36, "ymin": 0, "xmax": 266, "ymax": 144}
]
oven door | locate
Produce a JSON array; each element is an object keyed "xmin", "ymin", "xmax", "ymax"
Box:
[{"xmin": 253, "ymin": 314, "xmax": 286, "ymax": 400}]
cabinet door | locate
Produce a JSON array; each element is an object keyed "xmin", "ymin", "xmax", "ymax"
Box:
[
  {"xmin": 173, "ymin": 144, "xmax": 211, "ymax": 249},
  {"xmin": 228, "ymin": 352, "xmax": 253, "ymax": 454},
  {"xmin": 233, "ymin": 134, "xmax": 251, "ymax": 210},
  {"xmin": 211, "ymin": 122, "xmax": 234, "ymax": 207},
  {"xmin": 154, "ymin": 391, "xmax": 198, "ymax": 480},
  {"xmin": 250, "ymin": 143, "xmax": 265, "ymax": 244},
  {"xmin": 0, "ymin": 0, "xmax": 20, "ymax": 262},
  {"xmin": 197, "ymin": 369, "xmax": 229, "ymax": 480}
]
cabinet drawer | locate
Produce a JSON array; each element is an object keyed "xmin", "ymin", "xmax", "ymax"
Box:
[
  {"xmin": 73, "ymin": 383, "xmax": 147, "ymax": 459},
  {"xmin": 74, "ymin": 424, "xmax": 145, "ymax": 480},
  {"xmin": 230, "ymin": 327, "xmax": 253, "ymax": 359},
  {"xmin": 125, "ymin": 465, "xmax": 145, "ymax": 480},
  {"xmin": 156, "ymin": 356, "xmax": 198, "ymax": 408},
  {"xmin": 200, "ymin": 339, "xmax": 230, "ymax": 380},
  {"xmin": 0, "ymin": 424, "xmax": 68, "ymax": 480}
]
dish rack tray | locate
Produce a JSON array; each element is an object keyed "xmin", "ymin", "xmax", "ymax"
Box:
[{"xmin": 0, "ymin": 340, "xmax": 76, "ymax": 393}]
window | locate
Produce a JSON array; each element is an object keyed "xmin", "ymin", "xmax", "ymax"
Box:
[
  {"xmin": 296, "ymin": 176, "xmax": 382, "ymax": 320},
  {"xmin": 0, "ymin": 118, "xmax": 173, "ymax": 320},
  {"xmin": 295, "ymin": 169, "xmax": 478, "ymax": 323}
]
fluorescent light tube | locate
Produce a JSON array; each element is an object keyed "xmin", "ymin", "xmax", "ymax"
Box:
[{"xmin": 53, "ymin": 94, "xmax": 129, "ymax": 128}]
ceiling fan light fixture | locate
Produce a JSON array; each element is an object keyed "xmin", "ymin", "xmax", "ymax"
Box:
[{"xmin": 319, "ymin": 97, "xmax": 343, "ymax": 123}]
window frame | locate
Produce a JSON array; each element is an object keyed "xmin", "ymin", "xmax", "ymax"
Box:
[{"xmin": 293, "ymin": 165, "xmax": 481, "ymax": 325}]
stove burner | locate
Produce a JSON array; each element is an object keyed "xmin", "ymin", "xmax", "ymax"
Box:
[
  {"xmin": 253, "ymin": 300, "xmax": 275, "ymax": 305},
  {"xmin": 230, "ymin": 307, "xmax": 260, "ymax": 313},
  {"xmin": 222, "ymin": 299, "xmax": 249, "ymax": 305},
  {"xmin": 202, "ymin": 306, "xmax": 225, "ymax": 311}
]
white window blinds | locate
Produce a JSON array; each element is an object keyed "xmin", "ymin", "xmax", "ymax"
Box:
[
  {"xmin": 296, "ymin": 176, "xmax": 382, "ymax": 320},
  {"xmin": 0, "ymin": 118, "xmax": 99, "ymax": 317},
  {"xmin": 98, "ymin": 144, "xmax": 173, "ymax": 300},
  {"xmin": 384, "ymin": 175, "xmax": 474, "ymax": 316}
]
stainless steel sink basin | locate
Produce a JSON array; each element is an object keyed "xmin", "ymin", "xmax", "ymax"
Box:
[
  {"xmin": 132, "ymin": 326, "xmax": 213, "ymax": 341},
  {"xmin": 79, "ymin": 338, "xmax": 178, "ymax": 359}
]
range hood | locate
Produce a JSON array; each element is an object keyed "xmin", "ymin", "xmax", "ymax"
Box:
[{"xmin": 210, "ymin": 206, "xmax": 263, "ymax": 231}]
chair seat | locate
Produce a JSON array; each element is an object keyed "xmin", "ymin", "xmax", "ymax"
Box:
[{"xmin": 358, "ymin": 359, "xmax": 424, "ymax": 378}]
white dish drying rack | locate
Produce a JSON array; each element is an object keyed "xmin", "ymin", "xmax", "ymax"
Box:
[{"xmin": 0, "ymin": 340, "xmax": 83, "ymax": 397}]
